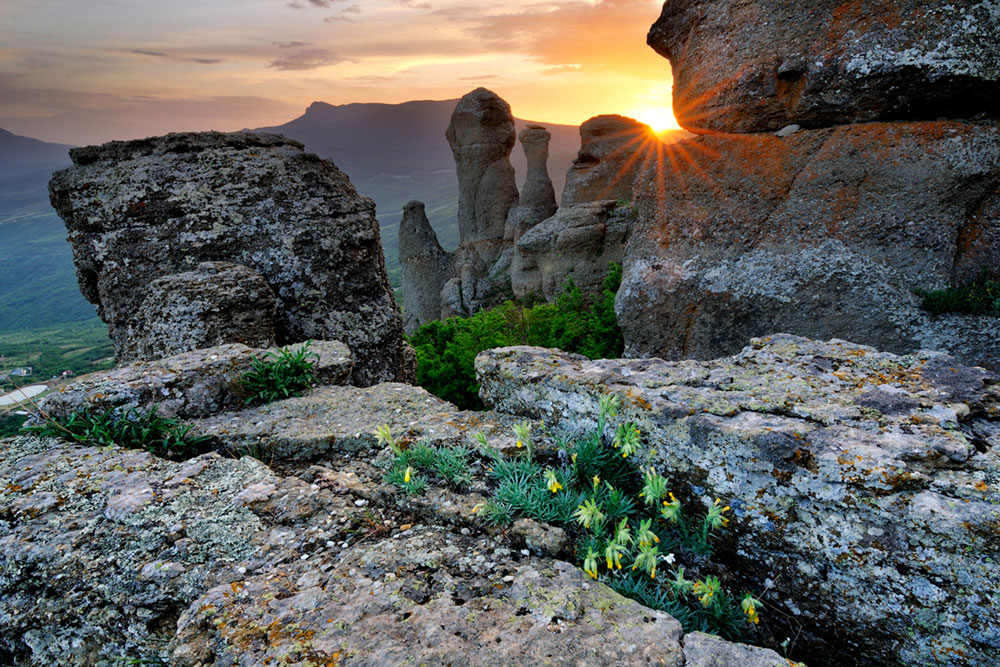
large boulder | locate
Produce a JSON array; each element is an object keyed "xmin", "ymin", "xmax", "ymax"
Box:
[
  {"xmin": 618, "ymin": 120, "xmax": 1000, "ymax": 371},
  {"xmin": 477, "ymin": 335, "xmax": 1000, "ymax": 666},
  {"xmin": 132, "ymin": 261, "xmax": 276, "ymax": 360},
  {"xmin": 649, "ymin": 0, "xmax": 1000, "ymax": 134},
  {"xmin": 48, "ymin": 131, "xmax": 413, "ymax": 386},
  {"xmin": 561, "ymin": 115, "xmax": 657, "ymax": 206}
]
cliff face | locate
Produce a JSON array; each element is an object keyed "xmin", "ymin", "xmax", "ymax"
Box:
[
  {"xmin": 616, "ymin": 0, "xmax": 1000, "ymax": 372},
  {"xmin": 48, "ymin": 131, "xmax": 414, "ymax": 386}
]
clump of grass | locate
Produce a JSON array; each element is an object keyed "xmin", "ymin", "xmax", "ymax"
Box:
[
  {"xmin": 236, "ymin": 341, "xmax": 318, "ymax": 405},
  {"xmin": 916, "ymin": 272, "xmax": 1000, "ymax": 316},
  {"xmin": 375, "ymin": 425, "xmax": 473, "ymax": 494},
  {"xmin": 472, "ymin": 395, "xmax": 763, "ymax": 642},
  {"xmin": 26, "ymin": 405, "xmax": 212, "ymax": 459}
]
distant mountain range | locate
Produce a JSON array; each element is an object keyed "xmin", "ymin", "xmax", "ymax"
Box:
[
  {"xmin": 0, "ymin": 129, "xmax": 73, "ymax": 178},
  {"xmin": 256, "ymin": 99, "xmax": 583, "ymax": 281}
]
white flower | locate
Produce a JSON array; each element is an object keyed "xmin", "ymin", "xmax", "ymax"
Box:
[{"xmin": 661, "ymin": 553, "xmax": 676, "ymax": 565}]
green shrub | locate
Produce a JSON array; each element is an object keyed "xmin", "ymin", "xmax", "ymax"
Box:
[
  {"xmin": 376, "ymin": 425, "xmax": 474, "ymax": 493},
  {"xmin": 916, "ymin": 272, "xmax": 1000, "ymax": 316},
  {"xmin": 0, "ymin": 413, "xmax": 28, "ymax": 437},
  {"xmin": 237, "ymin": 341, "xmax": 318, "ymax": 405},
  {"xmin": 25, "ymin": 405, "xmax": 212, "ymax": 459},
  {"xmin": 473, "ymin": 395, "xmax": 762, "ymax": 642},
  {"xmin": 409, "ymin": 264, "xmax": 624, "ymax": 409}
]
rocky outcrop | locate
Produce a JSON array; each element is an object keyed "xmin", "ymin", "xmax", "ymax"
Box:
[
  {"xmin": 619, "ymin": 120, "xmax": 1000, "ymax": 370},
  {"xmin": 510, "ymin": 125, "xmax": 558, "ymax": 238},
  {"xmin": 477, "ymin": 334, "xmax": 1000, "ymax": 666},
  {"xmin": 37, "ymin": 341, "xmax": 352, "ymax": 421},
  {"xmin": 132, "ymin": 262, "xmax": 276, "ymax": 360},
  {"xmin": 48, "ymin": 131, "xmax": 413, "ymax": 386},
  {"xmin": 511, "ymin": 200, "xmax": 632, "ymax": 301},
  {"xmin": 399, "ymin": 201, "xmax": 453, "ymax": 334},
  {"xmin": 444, "ymin": 88, "xmax": 521, "ymax": 314},
  {"xmin": 561, "ymin": 115, "xmax": 656, "ymax": 206},
  {"xmin": 649, "ymin": 0, "xmax": 1000, "ymax": 134}
]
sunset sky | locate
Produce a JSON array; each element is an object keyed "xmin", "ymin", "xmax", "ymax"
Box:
[{"xmin": 0, "ymin": 0, "xmax": 677, "ymax": 145}]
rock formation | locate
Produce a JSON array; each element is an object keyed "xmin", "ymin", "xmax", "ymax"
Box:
[
  {"xmin": 616, "ymin": 2, "xmax": 1000, "ymax": 372},
  {"xmin": 649, "ymin": 0, "xmax": 1000, "ymax": 134},
  {"xmin": 399, "ymin": 201, "xmax": 453, "ymax": 333},
  {"xmin": 48, "ymin": 131, "xmax": 413, "ymax": 386},
  {"xmin": 444, "ymin": 88, "xmax": 521, "ymax": 315},
  {"xmin": 478, "ymin": 334, "xmax": 1000, "ymax": 666},
  {"xmin": 401, "ymin": 92, "xmax": 665, "ymax": 328},
  {"xmin": 510, "ymin": 200, "xmax": 632, "ymax": 302},
  {"xmin": 509, "ymin": 125, "xmax": 558, "ymax": 239},
  {"xmin": 561, "ymin": 115, "xmax": 656, "ymax": 206},
  {"xmin": 132, "ymin": 261, "xmax": 276, "ymax": 361}
]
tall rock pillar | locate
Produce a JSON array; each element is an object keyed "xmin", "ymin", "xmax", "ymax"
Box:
[{"xmin": 399, "ymin": 200, "xmax": 453, "ymax": 334}]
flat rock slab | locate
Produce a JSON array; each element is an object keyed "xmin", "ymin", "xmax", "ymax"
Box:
[
  {"xmin": 192, "ymin": 381, "xmax": 537, "ymax": 461},
  {"xmin": 37, "ymin": 340, "xmax": 352, "ymax": 421},
  {"xmin": 477, "ymin": 335, "xmax": 1000, "ymax": 666}
]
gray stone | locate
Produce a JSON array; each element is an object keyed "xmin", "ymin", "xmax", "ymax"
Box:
[
  {"xmin": 511, "ymin": 200, "xmax": 631, "ymax": 302},
  {"xmin": 683, "ymin": 632, "xmax": 794, "ymax": 667},
  {"xmin": 561, "ymin": 115, "xmax": 657, "ymax": 206},
  {"xmin": 648, "ymin": 0, "xmax": 1000, "ymax": 134},
  {"xmin": 131, "ymin": 261, "xmax": 276, "ymax": 360},
  {"xmin": 476, "ymin": 335, "xmax": 1000, "ymax": 666},
  {"xmin": 510, "ymin": 125, "xmax": 558, "ymax": 239},
  {"xmin": 445, "ymin": 88, "xmax": 520, "ymax": 314},
  {"xmin": 620, "ymin": 120, "xmax": 1000, "ymax": 371},
  {"xmin": 399, "ymin": 200, "xmax": 453, "ymax": 334},
  {"xmin": 37, "ymin": 340, "xmax": 352, "ymax": 421},
  {"xmin": 48, "ymin": 130, "xmax": 412, "ymax": 386}
]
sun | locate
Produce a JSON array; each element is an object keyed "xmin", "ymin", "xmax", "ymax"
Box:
[{"xmin": 625, "ymin": 106, "xmax": 681, "ymax": 133}]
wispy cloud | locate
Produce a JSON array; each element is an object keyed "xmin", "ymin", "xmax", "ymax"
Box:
[
  {"xmin": 269, "ymin": 41, "xmax": 344, "ymax": 70},
  {"xmin": 129, "ymin": 49, "xmax": 226, "ymax": 65}
]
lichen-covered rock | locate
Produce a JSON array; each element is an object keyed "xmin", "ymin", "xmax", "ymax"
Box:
[
  {"xmin": 0, "ymin": 433, "xmax": 778, "ymax": 666},
  {"xmin": 132, "ymin": 261, "xmax": 276, "ymax": 360},
  {"xmin": 48, "ymin": 130, "xmax": 412, "ymax": 386},
  {"xmin": 445, "ymin": 88, "xmax": 521, "ymax": 314},
  {"xmin": 476, "ymin": 335, "xmax": 1000, "ymax": 666},
  {"xmin": 37, "ymin": 340, "xmax": 352, "ymax": 420},
  {"xmin": 683, "ymin": 632, "xmax": 795, "ymax": 667},
  {"xmin": 511, "ymin": 200, "xmax": 631, "ymax": 302},
  {"xmin": 620, "ymin": 120, "xmax": 1000, "ymax": 371},
  {"xmin": 399, "ymin": 200, "xmax": 453, "ymax": 334},
  {"xmin": 561, "ymin": 115, "xmax": 657, "ymax": 206},
  {"xmin": 648, "ymin": 0, "xmax": 1000, "ymax": 134}
]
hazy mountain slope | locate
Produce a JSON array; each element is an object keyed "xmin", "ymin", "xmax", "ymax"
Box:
[
  {"xmin": 257, "ymin": 99, "xmax": 582, "ymax": 285},
  {"xmin": 0, "ymin": 131, "xmax": 98, "ymax": 334},
  {"xmin": 0, "ymin": 129, "xmax": 73, "ymax": 178}
]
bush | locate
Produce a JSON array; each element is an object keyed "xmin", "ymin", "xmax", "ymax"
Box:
[
  {"xmin": 237, "ymin": 341, "xmax": 319, "ymax": 405},
  {"xmin": 409, "ymin": 264, "xmax": 624, "ymax": 409},
  {"xmin": 25, "ymin": 405, "xmax": 212, "ymax": 459},
  {"xmin": 0, "ymin": 413, "xmax": 28, "ymax": 437},
  {"xmin": 917, "ymin": 272, "xmax": 1000, "ymax": 316}
]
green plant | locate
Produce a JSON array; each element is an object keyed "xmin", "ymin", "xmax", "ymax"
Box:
[
  {"xmin": 473, "ymin": 395, "xmax": 762, "ymax": 642},
  {"xmin": 916, "ymin": 271, "xmax": 1000, "ymax": 316},
  {"xmin": 377, "ymin": 425, "xmax": 474, "ymax": 493},
  {"xmin": 25, "ymin": 405, "xmax": 212, "ymax": 459},
  {"xmin": 237, "ymin": 341, "xmax": 318, "ymax": 405},
  {"xmin": 408, "ymin": 263, "xmax": 624, "ymax": 409}
]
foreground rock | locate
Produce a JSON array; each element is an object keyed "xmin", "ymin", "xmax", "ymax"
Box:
[
  {"xmin": 38, "ymin": 341, "xmax": 352, "ymax": 420},
  {"xmin": 649, "ymin": 0, "xmax": 1000, "ymax": 134},
  {"xmin": 478, "ymin": 335, "xmax": 1000, "ymax": 666},
  {"xmin": 132, "ymin": 261, "xmax": 276, "ymax": 360},
  {"xmin": 620, "ymin": 120, "xmax": 1000, "ymax": 371},
  {"xmin": 0, "ymin": 431, "xmax": 786, "ymax": 665},
  {"xmin": 49, "ymin": 131, "xmax": 412, "ymax": 386}
]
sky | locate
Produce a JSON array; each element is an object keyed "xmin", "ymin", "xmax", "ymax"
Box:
[{"xmin": 0, "ymin": 0, "xmax": 678, "ymax": 146}]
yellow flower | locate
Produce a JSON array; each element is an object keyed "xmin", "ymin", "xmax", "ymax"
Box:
[
  {"xmin": 545, "ymin": 469, "xmax": 563, "ymax": 494},
  {"xmin": 592, "ymin": 475, "xmax": 600, "ymax": 490},
  {"xmin": 516, "ymin": 439, "xmax": 523, "ymax": 448},
  {"xmin": 403, "ymin": 466, "xmax": 412, "ymax": 483}
]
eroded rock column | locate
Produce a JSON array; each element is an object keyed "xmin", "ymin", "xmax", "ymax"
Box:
[{"xmin": 399, "ymin": 201, "xmax": 453, "ymax": 334}]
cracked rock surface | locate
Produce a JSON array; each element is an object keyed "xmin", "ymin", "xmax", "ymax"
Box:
[{"xmin": 478, "ymin": 334, "xmax": 1000, "ymax": 666}]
